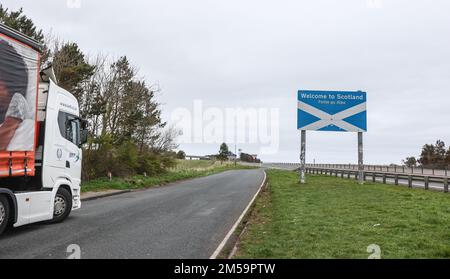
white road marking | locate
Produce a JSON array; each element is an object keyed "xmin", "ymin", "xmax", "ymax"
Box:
[{"xmin": 210, "ymin": 170, "xmax": 267, "ymax": 259}]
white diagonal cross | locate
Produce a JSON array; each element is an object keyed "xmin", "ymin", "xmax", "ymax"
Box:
[{"xmin": 298, "ymin": 101, "xmax": 366, "ymax": 131}]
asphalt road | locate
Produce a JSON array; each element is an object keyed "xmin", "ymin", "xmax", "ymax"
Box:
[{"xmin": 0, "ymin": 169, "xmax": 265, "ymax": 259}]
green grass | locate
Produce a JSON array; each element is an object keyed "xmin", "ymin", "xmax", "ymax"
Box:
[
  {"xmin": 171, "ymin": 159, "xmax": 226, "ymax": 171},
  {"xmin": 234, "ymin": 169, "xmax": 450, "ymax": 259},
  {"xmin": 81, "ymin": 161, "xmax": 251, "ymax": 193}
]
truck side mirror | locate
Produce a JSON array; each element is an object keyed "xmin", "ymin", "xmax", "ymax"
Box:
[
  {"xmin": 80, "ymin": 129, "xmax": 89, "ymax": 147},
  {"xmin": 79, "ymin": 119, "xmax": 89, "ymax": 147},
  {"xmin": 80, "ymin": 119, "xmax": 89, "ymax": 130}
]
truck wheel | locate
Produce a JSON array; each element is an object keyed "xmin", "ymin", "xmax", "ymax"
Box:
[
  {"xmin": 0, "ymin": 195, "xmax": 10, "ymax": 236},
  {"xmin": 51, "ymin": 188, "xmax": 72, "ymax": 223}
]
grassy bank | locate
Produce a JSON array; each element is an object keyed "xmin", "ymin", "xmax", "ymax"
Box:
[
  {"xmin": 234, "ymin": 169, "xmax": 450, "ymax": 259},
  {"xmin": 82, "ymin": 160, "xmax": 252, "ymax": 193},
  {"xmin": 171, "ymin": 159, "xmax": 217, "ymax": 171}
]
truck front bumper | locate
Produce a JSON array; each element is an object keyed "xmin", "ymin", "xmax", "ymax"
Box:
[
  {"xmin": 72, "ymin": 188, "xmax": 81, "ymax": 210},
  {"xmin": 73, "ymin": 195, "xmax": 81, "ymax": 210}
]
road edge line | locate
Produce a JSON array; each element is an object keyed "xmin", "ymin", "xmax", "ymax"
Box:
[
  {"xmin": 81, "ymin": 190, "xmax": 132, "ymax": 201},
  {"xmin": 210, "ymin": 169, "xmax": 267, "ymax": 259}
]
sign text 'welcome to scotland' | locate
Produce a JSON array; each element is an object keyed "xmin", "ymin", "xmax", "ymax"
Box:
[{"xmin": 297, "ymin": 90, "xmax": 367, "ymax": 132}]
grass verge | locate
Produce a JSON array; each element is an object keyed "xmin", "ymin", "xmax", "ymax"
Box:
[
  {"xmin": 81, "ymin": 162, "xmax": 254, "ymax": 193},
  {"xmin": 171, "ymin": 159, "xmax": 217, "ymax": 171},
  {"xmin": 234, "ymin": 169, "xmax": 450, "ymax": 259}
]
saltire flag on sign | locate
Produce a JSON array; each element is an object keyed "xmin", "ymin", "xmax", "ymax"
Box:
[{"xmin": 297, "ymin": 90, "xmax": 367, "ymax": 132}]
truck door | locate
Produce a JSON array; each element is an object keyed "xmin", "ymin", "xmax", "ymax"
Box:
[
  {"xmin": 59, "ymin": 112, "xmax": 82, "ymax": 187},
  {"xmin": 42, "ymin": 81, "xmax": 82, "ymax": 190}
]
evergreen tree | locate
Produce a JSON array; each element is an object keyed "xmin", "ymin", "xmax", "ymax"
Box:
[
  {"xmin": 446, "ymin": 148, "xmax": 450, "ymax": 167},
  {"xmin": 0, "ymin": 5, "xmax": 44, "ymax": 42},
  {"xmin": 403, "ymin": 157, "xmax": 417, "ymax": 168},
  {"xmin": 418, "ymin": 144, "xmax": 436, "ymax": 167},
  {"xmin": 52, "ymin": 42, "xmax": 95, "ymax": 96},
  {"xmin": 434, "ymin": 140, "xmax": 446, "ymax": 166},
  {"xmin": 217, "ymin": 143, "xmax": 229, "ymax": 163},
  {"xmin": 0, "ymin": 5, "xmax": 49, "ymax": 64},
  {"xmin": 176, "ymin": 151, "xmax": 186, "ymax": 160}
]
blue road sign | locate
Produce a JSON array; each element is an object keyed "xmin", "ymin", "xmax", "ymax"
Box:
[{"xmin": 297, "ymin": 90, "xmax": 367, "ymax": 132}]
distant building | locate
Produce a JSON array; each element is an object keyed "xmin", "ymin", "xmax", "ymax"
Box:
[
  {"xmin": 185, "ymin": 155, "xmax": 211, "ymax": 161},
  {"xmin": 227, "ymin": 152, "xmax": 237, "ymax": 161},
  {"xmin": 240, "ymin": 152, "xmax": 261, "ymax": 163}
]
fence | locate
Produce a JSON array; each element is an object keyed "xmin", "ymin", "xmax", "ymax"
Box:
[
  {"xmin": 306, "ymin": 164, "xmax": 449, "ymax": 177},
  {"xmin": 259, "ymin": 163, "xmax": 449, "ymax": 193},
  {"xmin": 305, "ymin": 165, "xmax": 449, "ymax": 193}
]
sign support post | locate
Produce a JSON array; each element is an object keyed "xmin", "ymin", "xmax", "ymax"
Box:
[
  {"xmin": 300, "ymin": 130, "xmax": 306, "ymax": 184},
  {"xmin": 358, "ymin": 132, "xmax": 364, "ymax": 185}
]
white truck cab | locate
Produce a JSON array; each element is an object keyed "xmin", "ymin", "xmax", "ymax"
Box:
[{"xmin": 0, "ymin": 24, "xmax": 87, "ymax": 235}]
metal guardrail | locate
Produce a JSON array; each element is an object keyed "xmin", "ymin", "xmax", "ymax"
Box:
[
  {"xmin": 261, "ymin": 163, "xmax": 449, "ymax": 193},
  {"xmin": 305, "ymin": 166, "xmax": 449, "ymax": 193},
  {"xmin": 262, "ymin": 163, "xmax": 449, "ymax": 177},
  {"xmin": 305, "ymin": 164, "xmax": 449, "ymax": 177}
]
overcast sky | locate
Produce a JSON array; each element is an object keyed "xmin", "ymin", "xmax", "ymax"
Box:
[{"xmin": 3, "ymin": 0, "xmax": 450, "ymax": 164}]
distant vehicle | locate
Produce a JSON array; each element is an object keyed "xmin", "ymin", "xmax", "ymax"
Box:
[{"xmin": 0, "ymin": 24, "xmax": 88, "ymax": 236}]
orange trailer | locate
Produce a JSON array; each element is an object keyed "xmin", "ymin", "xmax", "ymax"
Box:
[{"xmin": 0, "ymin": 24, "xmax": 41, "ymax": 178}]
